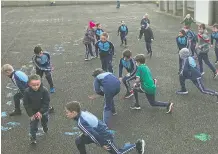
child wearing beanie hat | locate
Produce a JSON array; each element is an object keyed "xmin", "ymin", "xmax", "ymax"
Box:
[
  {"xmin": 83, "ymin": 21, "xmax": 96, "ymax": 61},
  {"xmin": 176, "ymin": 48, "xmax": 218, "ymax": 103}
]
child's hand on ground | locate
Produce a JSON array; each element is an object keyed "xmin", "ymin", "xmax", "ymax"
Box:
[
  {"xmin": 102, "ymin": 145, "xmax": 110, "ymax": 151},
  {"xmin": 88, "ymin": 94, "xmax": 98, "ymax": 100}
]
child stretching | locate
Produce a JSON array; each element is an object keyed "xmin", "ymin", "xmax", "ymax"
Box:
[
  {"xmin": 131, "ymin": 54, "xmax": 173, "ymax": 113},
  {"xmin": 65, "ymin": 101, "xmax": 146, "ymax": 154},
  {"xmin": 176, "ymin": 29, "xmax": 189, "ymax": 72},
  {"xmin": 23, "ymin": 74, "xmax": 50, "ymax": 144},
  {"xmin": 95, "ymin": 32, "xmax": 115, "ymax": 73},
  {"xmin": 95, "ymin": 23, "xmax": 104, "ymax": 41},
  {"xmin": 32, "ymin": 46, "xmax": 55, "ymax": 93},
  {"xmin": 196, "ymin": 24, "xmax": 218, "ymax": 78},
  {"xmin": 180, "ymin": 14, "xmax": 195, "ymax": 29},
  {"xmin": 117, "ymin": 21, "xmax": 128, "ymax": 47},
  {"xmin": 119, "ymin": 50, "xmax": 137, "ymax": 98},
  {"xmin": 176, "ymin": 48, "xmax": 218, "ymax": 103},
  {"xmin": 2, "ymin": 64, "xmax": 28, "ymax": 116},
  {"xmin": 92, "ymin": 68, "xmax": 120, "ymax": 126},
  {"xmin": 211, "ymin": 24, "xmax": 218, "ymax": 65},
  {"xmin": 83, "ymin": 21, "xmax": 96, "ymax": 61}
]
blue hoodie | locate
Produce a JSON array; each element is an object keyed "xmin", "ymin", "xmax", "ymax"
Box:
[
  {"xmin": 94, "ymin": 72, "xmax": 120, "ymax": 95},
  {"xmin": 176, "ymin": 36, "xmax": 189, "ymax": 50},
  {"xmin": 75, "ymin": 111, "xmax": 113, "ymax": 146},
  {"xmin": 10, "ymin": 70, "xmax": 28, "ymax": 93},
  {"xmin": 32, "ymin": 52, "xmax": 52, "ymax": 71},
  {"xmin": 95, "ymin": 41, "xmax": 115, "ymax": 57},
  {"xmin": 119, "ymin": 58, "xmax": 137, "ymax": 78}
]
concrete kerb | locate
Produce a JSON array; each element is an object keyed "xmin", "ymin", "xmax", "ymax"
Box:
[{"xmin": 1, "ymin": 1, "xmax": 156, "ymax": 7}]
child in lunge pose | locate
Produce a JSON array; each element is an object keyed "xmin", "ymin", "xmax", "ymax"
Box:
[
  {"xmin": 65, "ymin": 101, "xmax": 146, "ymax": 154},
  {"xmin": 211, "ymin": 24, "xmax": 218, "ymax": 65},
  {"xmin": 131, "ymin": 54, "xmax": 173, "ymax": 113},
  {"xmin": 118, "ymin": 50, "xmax": 137, "ymax": 98},
  {"xmin": 176, "ymin": 48, "xmax": 218, "ymax": 103},
  {"xmin": 117, "ymin": 21, "xmax": 128, "ymax": 47},
  {"xmin": 83, "ymin": 21, "xmax": 96, "ymax": 61}
]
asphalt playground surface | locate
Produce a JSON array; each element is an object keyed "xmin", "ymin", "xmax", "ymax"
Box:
[{"xmin": 1, "ymin": 3, "xmax": 218, "ymax": 154}]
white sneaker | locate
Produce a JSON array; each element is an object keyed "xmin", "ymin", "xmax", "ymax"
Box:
[{"xmin": 201, "ymin": 72, "xmax": 205, "ymax": 76}]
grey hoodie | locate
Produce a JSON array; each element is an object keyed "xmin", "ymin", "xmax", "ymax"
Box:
[{"xmin": 83, "ymin": 28, "xmax": 95, "ymax": 45}]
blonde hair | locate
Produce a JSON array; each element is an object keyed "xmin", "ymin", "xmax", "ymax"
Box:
[
  {"xmin": 1, "ymin": 64, "xmax": 14, "ymax": 72},
  {"xmin": 186, "ymin": 14, "xmax": 191, "ymax": 18}
]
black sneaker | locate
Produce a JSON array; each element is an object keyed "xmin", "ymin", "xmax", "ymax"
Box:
[
  {"xmin": 30, "ymin": 137, "xmax": 37, "ymax": 144},
  {"xmin": 49, "ymin": 106, "xmax": 54, "ymax": 113},
  {"xmin": 176, "ymin": 90, "xmax": 188, "ymax": 95},
  {"xmin": 130, "ymin": 105, "xmax": 141, "ymax": 110},
  {"xmin": 166, "ymin": 102, "xmax": 174, "ymax": 114},
  {"xmin": 43, "ymin": 127, "xmax": 48, "ymax": 133},
  {"xmin": 136, "ymin": 139, "xmax": 145, "ymax": 154},
  {"xmin": 9, "ymin": 110, "xmax": 21, "ymax": 116},
  {"xmin": 124, "ymin": 91, "xmax": 134, "ymax": 99}
]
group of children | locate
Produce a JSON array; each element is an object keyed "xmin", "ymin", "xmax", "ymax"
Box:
[{"xmin": 2, "ymin": 12, "xmax": 218, "ymax": 154}]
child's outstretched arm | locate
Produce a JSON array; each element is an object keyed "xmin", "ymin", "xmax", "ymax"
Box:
[
  {"xmin": 109, "ymin": 42, "xmax": 115, "ymax": 55},
  {"xmin": 117, "ymin": 26, "xmax": 120, "ymax": 36},
  {"xmin": 23, "ymin": 91, "xmax": 34, "ymax": 117},
  {"xmin": 126, "ymin": 26, "xmax": 129, "ymax": 35},
  {"xmin": 39, "ymin": 89, "xmax": 50, "ymax": 114},
  {"xmin": 180, "ymin": 18, "xmax": 186, "ymax": 24}
]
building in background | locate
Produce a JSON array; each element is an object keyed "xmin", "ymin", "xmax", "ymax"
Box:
[{"xmin": 159, "ymin": 0, "xmax": 218, "ymax": 25}]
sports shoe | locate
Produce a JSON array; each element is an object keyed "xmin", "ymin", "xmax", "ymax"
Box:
[
  {"xmin": 201, "ymin": 72, "xmax": 205, "ymax": 76},
  {"xmin": 49, "ymin": 106, "xmax": 54, "ymax": 113},
  {"xmin": 43, "ymin": 126, "xmax": 48, "ymax": 133},
  {"xmin": 176, "ymin": 90, "xmax": 188, "ymax": 95},
  {"xmin": 166, "ymin": 102, "xmax": 174, "ymax": 114},
  {"xmin": 50, "ymin": 87, "xmax": 55, "ymax": 93},
  {"xmin": 30, "ymin": 137, "xmax": 37, "ymax": 144},
  {"xmin": 112, "ymin": 112, "xmax": 117, "ymax": 116},
  {"xmin": 215, "ymin": 61, "xmax": 218, "ymax": 65},
  {"xmin": 9, "ymin": 110, "xmax": 21, "ymax": 116},
  {"xmin": 84, "ymin": 58, "xmax": 90, "ymax": 61},
  {"xmin": 130, "ymin": 105, "xmax": 141, "ymax": 110},
  {"xmin": 90, "ymin": 56, "xmax": 96, "ymax": 60},
  {"xmin": 124, "ymin": 90, "xmax": 134, "ymax": 99},
  {"xmin": 213, "ymin": 71, "xmax": 218, "ymax": 79},
  {"xmin": 136, "ymin": 139, "xmax": 145, "ymax": 154}
]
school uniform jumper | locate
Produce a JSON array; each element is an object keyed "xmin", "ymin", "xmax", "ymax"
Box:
[
  {"xmin": 118, "ymin": 25, "xmax": 128, "ymax": 45},
  {"xmin": 10, "ymin": 71, "xmax": 28, "ymax": 112},
  {"xmin": 133, "ymin": 64, "xmax": 169, "ymax": 108},
  {"xmin": 176, "ymin": 35, "xmax": 189, "ymax": 71},
  {"xmin": 95, "ymin": 40, "xmax": 115, "ymax": 73},
  {"xmin": 75, "ymin": 111, "xmax": 136, "ymax": 154},
  {"xmin": 197, "ymin": 32, "xmax": 217, "ymax": 74},
  {"xmin": 211, "ymin": 31, "xmax": 218, "ymax": 63},
  {"xmin": 83, "ymin": 28, "xmax": 96, "ymax": 58},
  {"xmin": 94, "ymin": 72, "xmax": 120, "ymax": 126},
  {"xmin": 178, "ymin": 51, "xmax": 218, "ymax": 97},
  {"xmin": 95, "ymin": 28, "xmax": 104, "ymax": 41},
  {"xmin": 139, "ymin": 27, "xmax": 154, "ymax": 56},
  {"xmin": 32, "ymin": 52, "xmax": 54, "ymax": 89},
  {"xmin": 23, "ymin": 84, "xmax": 50, "ymax": 140},
  {"xmin": 119, "ymin": 58, "xmax": 137, "ymax": 93}
]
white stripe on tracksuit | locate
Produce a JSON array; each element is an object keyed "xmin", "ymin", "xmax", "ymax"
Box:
[
  {"xmin": 196, "ymin": 78, "xmax": 217, "ymax": 95},
  {"xmin": 107, "ymin": 140, "xmax": 136, "ymax": 154}
]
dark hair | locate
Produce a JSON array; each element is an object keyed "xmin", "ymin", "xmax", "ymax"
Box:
[
  {"xmin": 180, "ymin": 29, "xmax": 186, "ymax": 36},
  {"xmin": 213, "ymin": 23, "xmax": 218, "ymax": 29},
  {"xmin": 34, "ymin": 46, "xmax": 42, "ymax": 55},
  {"xmin": 28, "ymin": 74, "xmax": 41, "ymax": 83},
  {"xmin": 92, "ymin": 68, "xmax": 104, "ymax": 77},
  {"xmin": 134, "ymin": 54, "xmax": 145, "ymax": 64},
  {"xmin": 65, "ymin": 101, "xmax": 81, "ymax": 113},
  {"xmin": 102, "ymin": 32, "xmax": 108, "ymax": 38},
  {"xmin": 199, "ymin": 24, "xmax": 206, "ymax": 30},
  {"xmin": 123, "ymin": 50, "xmax": 132, "ymax": 58}
]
